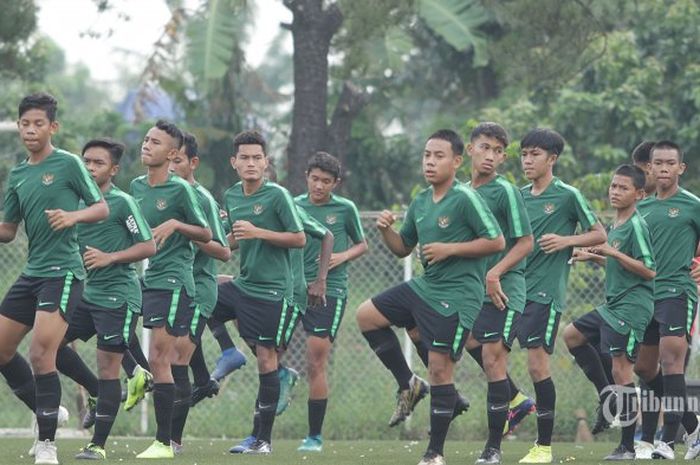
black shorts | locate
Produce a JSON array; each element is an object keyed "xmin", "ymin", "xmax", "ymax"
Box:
[
  {"xmin": 302, "ymin": 296, "xmax": 348, "ymax": 342},
  {"xmin": 0, "ymin": 273, "xmax": 83, "ymax": 327},
  {"xmin": 64, "ymin": 300, "xmax": 139, "ymax": 353},
  {"xmin": 642, "ymin": 294, "xmax": 696, "ymax": 345},
  {"xmin": 573, "ymin": 310, "xmax": 638, "ymax": 362},
  {"xmin": 141, "ymin": 287, "xmax": 194, "ymax": 337},
  {"xmin": 189, "ymin": 304, "xmax": 208, "ymax": 344},
  {"xmin": 372, "ymin": 283, "xmax": 467, "ymax": 360},
  {"xmin": 211, "ymin": 281, "xmax": 293, "ymax": 348},
  {"xmin": 516, "ymin": 300, "xmax": 561, "ymax": 354},
  {"xmin": 472, "ymin": 303, "xmax": 520, "ymax": 349}
]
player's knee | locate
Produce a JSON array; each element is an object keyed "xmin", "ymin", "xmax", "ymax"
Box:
[
  {"xmin": 527, "ymin": 362, "xmax": 549, "ymax": 381},
  {"xmin": 562, "ymin": 323, "xmax": 581, "ymax": 348},
  {"xmin": 29, "ymin": 345, "xmax": 55, "ymax": 373},
  {"xmin": 356, "ymin": 300, "xmax": 380, "ymax": 330},
  {"xmin": 633, "ymin": 362, "xmax": 655, "ymax": 381},
  {"xmin": 406, "ymin": 326, "xmax": 420, "ymax": 342}
]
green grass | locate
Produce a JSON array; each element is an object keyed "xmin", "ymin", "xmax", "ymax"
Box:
[{"xmin": 0, "ymin": 438, "xmax": 630, "ymax": 465}]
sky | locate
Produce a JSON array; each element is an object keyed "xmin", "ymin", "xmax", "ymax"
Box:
[{"xmin": 37, "ymin": 0, "xmax": 291, "ymax": 86}]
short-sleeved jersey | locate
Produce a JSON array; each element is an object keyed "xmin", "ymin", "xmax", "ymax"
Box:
[
  {"xmin": 3, "ymin": 149, "xmax": 103, "ymax": 279},
  {"xmin": 521, "ymin": 177, "xmax": 598, "ymax": 310},
  {"xmin": 130, "ymin": 174, "xmax": 208, "ymax": 297},
  {"xmin": 192, "ymin": 183, "xmax": 229, "ymax": 318},
  {"xmin": 291, "ymin": 207, "xmax": 329, "ymax": 311},
  {"xmin": 78, "ymin": 185, "xmax": 151, "ymax": 311},
  {"xmin": 468, "ymin": 175, "xmax": 532, "ymax": 313},
  {"xmin": 596, "ymin": 211, "xmax": 655, "ymax": 337},
  {"xmin": 638, "ymin": 188, "xmax": 700, "ymax": 302},
  {"xmin": 295, "ymin": 193, "xmax": 365, "ymax": 299},
  {"xmin": 223, "ymin": 180, "xmax": 303, "ymax": 302},
  {"xmin": 400, "ymin": 181, "xmax": 501, "ymax": 329}
]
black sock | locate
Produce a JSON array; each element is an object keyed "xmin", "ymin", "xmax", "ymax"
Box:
[
  {"xmin": 620, "ymin": 383, "xmax": 637, "ymax": 452},
  {"xmin": 468, "ymin": 346, "xmax": 521, "ymax": 400},
  {"xmin": 0, "ymin": 353, "xmax": 36, "ymax": 411},
  {"xmin": 486, "ymin": 379, "xmax": 510, "ymax": 450},
  {"xmin": 362, "ymin": 328, "xmax": 412, "ymax": 390},
  {"xmin": 170, "ymin": 365, "xmax": 192, "ymax": 444},
  {"xmin": 412, "ymin": 338, "xmax": 430, "ymax": 368},
  {"xmin": 251, "ymin": 397, "xmax": 260, "ymax": 437},
  {"xmin": 35, "ymin": 372, "xmax": 61, "ymax": 441},
  {"xmin": 153, "ymin": 383, "xmax": 175, "ymax": 445},
  {"xmin": 568, "ymin": 344, "xmax": 609, "ymax": 394},
  {"xmin": 661, "ymin": 373, "xmax": 686, "ymax": 446},
  {"xmin": 683, "ymin": 409, "xmax": 699, "ymax": 435},
  {"xmin": 427, "ymin": 384, "xmax": 457, "ymax": 455},
  {"xmin": 209, "ymin": 320, "xmax": 235, "ymax": 352},
  {"xmin": 640, "ymin": 373, "xmax": 663, "ymax": 443},
  {"xmin": 56, "ymin": 345, "xmax": 99, "ymax": 397},
  {"xmin": 257, "ymin": 371, "xmax": 280, "ymax": 443},
  {"xmin": 534, "ymin": 378, "xmax": 556, "ymax": 446},
  {"xmin": 189, "ymin": 344, "xmax": 210, "ymax": 387},
  {"xmin": 308, "ymin": 399, "xmax": 328, "ymax": 437},
  {"xmin": 600, "ymin": 353, "xmax": 615, "ymax": 384},
  {"xmin": 128, "ymin": 335, "xmax": 150, "ymax": 373},
  {"xmin": 91, "ymin": 379, "xmax": 121, "ymax": 447}
]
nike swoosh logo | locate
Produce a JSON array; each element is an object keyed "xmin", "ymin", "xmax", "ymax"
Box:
[
  {"xmin": 95, "ymin": 413, "xmax": 112, "ymax": 418},
  {"xmin": 258, "ymin": 402, "xmax": 274, "ymax": 410},
  {"xmin": 609, "ymin": 347, "xmax": 621, "ymax": 351},
  {"xmin": 149, "ymin": 316, "xmax": 164, "ymax": 322},
  {"xmin": 432, "ymin": 340, "xmax": 449, "ymax": 347},
  {"xmin": 484, "ymin": 332, "xmax": 500, "ymax": 338},
  {"xmin": 103, "ymin": 334, "xmax": 120, "ymax": 341},
  {"xmin": 37, "ymin": 301, "xmax": 55, "ymax": 307},
  {"xmin": 489, "ymin": 403, "xmax": 509, "ymax": 411},
  {"xmin": 432, "ymin": 409, "xmax": 453, "ymax": 415},
  {"xmin": 38, "ymin": 409, "xmax": 58, "ymax": 417},
  {"xmin": 669, "ymin": 326, "xmax": 683, "ymax": 331},
  {"xmin": 313, "ymin": 327, "xmax": 328, "ymax": 332},
  {"xmin": 258, "ymin": 336, "xmax": 273, "ymax": 341},
  {"xmin": 527, "ymin": 336, "xmax": 541, "ymax": 342}
]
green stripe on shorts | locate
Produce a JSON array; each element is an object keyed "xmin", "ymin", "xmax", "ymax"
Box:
[
  {"xmin": 122, "ymin": 309, "xmax": 134, "ymax": 343},
  {"xmin": 59, "ymin": 272, "xmax": 74, "ymax": 314},
  {"xmin": 284, "ymin": 305, "xmax": 301, "ymax": 345},
  {"xmin": 167, "ymin": 288, "xmax": 181, "ymax": 328},
  {"xmin": 687, "ymin": 297, "xmax": 696, "ymax": 333},
  {"xmin": 626, "ymin": 331, "xmax": 636, "ymax": 358},
  {"xmin": 544, "ymin": 301, "xmax": 557, "ymax": 345},
  {"xmin": 452, "ymin": 325, "xmax": 465, "ymax": 354},
  {"xmin": 275, "ymin": 299, "xmax": 289, "ymax": 346},
  {"xmin": 190, "ymin": 304, "xmax": 202, "ymax": 336},
  {"xmin": 330, "ymin": 298, "xmax": 345, "ymax": 338},
  {"xmin": 503, "ymin": 308, "xmax": 515, "ymax": 341}
]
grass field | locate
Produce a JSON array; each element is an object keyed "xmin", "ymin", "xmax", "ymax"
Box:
[{"xmin": 0, "ymin": 438, "xmax": 636, "ymax": 465}]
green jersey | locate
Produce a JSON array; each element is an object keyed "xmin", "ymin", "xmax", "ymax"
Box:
[
  {"xmin": 468, "ymin": 175, "xmax": 532, "ymax": 313},
  {"xmin": 223, "ymin": 180, "xmax": 303, "ymax": 302},
  {"xmin": 521, "ymin": 177, "xmax": 598, "ymax": 310},
  {"xmin": 291, "ymin": 207, "xmax": 329, "ymax": 311},
  {"xmin": 294, "ymin": 193, "xmax": 365, "ymax": 299},
  {"xmin": 637, "ymin": 188, "xmax": 700, "ymax": 302},
  {"xmin": 192, "ymin": 183, "xmax": 229, "ymax": 318},
  {"xmin": 596, "ymin": 211, "xmax": 655, "ymax": 337},
  {"xmin": 130, "ymin": 174, "xmax": 208, "ymax": 297},
  {"xmin": 77, "ymin": 185, "xmax": 152, "ymax": 311},
  {"xmin": 3, "ymin": 149, "xmax": 102, "ymax": 279},
  {"xmin": 400, "ymin": 181, "xmax": 502, "ymax": 328}
]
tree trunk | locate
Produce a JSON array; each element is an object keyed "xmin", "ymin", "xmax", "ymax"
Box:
[{"xmin": 326, "ymin": 81, "xmax": 369, "ymax": 174}]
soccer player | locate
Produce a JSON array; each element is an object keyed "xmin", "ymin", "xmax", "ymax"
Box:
[
  {"xmin": 357, "ymin": 129, "xmax": 505, "ymax": 465},
  {"xmin": 210, "ymin": 130, "xmax": 305, "ymax": 454},
  {"xmin": 131, "ymin": 120, "xmax": 212, "ymax": 459},
  {"xmin": 464, "ymin": 123, "xmax": 534, "ymax": 464},
  {"xmin": 631, "ymin": 141, "xmax": 657, "ymax": 198},
  {"xmin": 61, "ymin": 138, "xmax": 156, "ymax": 459},
  {"xmin": 293, "ymin": 151, "xmax": 367, "ymax": 451},
  {"xmin": 167, "ymin": 131, "xmax": 230, "ymax": 453},
  {"xmin": 633, "ymin": 141, "xmax": 700, "ymax": 460},
  {"xmin": 518, "ymin": 128, "xmax": 606, "ymax": 464},
  {"xmin": 564, "ymin": 164, "xmax": 655, "ymax": 460},
  {"xmin": 0, "ymin": 92, "xmax": 108, "ymax": 465}
]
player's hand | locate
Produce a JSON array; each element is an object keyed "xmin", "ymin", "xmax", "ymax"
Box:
[
  {"xmin": 83, "ymin": 246, "xmax": 114, "ymax": 270},
  {"xmin": 538, "ymin": 233, "xmax": 571, "ymax": 254},
  {"xmin": 690, "ymin": 258, "xmax": 700, "ymax": 285},
  {"xmin": 307, "ymin": 278, "xmax": 327, "ymax": 306},
  {"xmin": 232, "ymin": 220, "xmax": 260, "ymax": 241},
  {"xmin": 486, "ymin": 272, "xmax": 508, "ymax": 311},
  {"xmin": 329, "ymin": 252, "xmax": 347, "ymax": 270},
  {"xmin": 571, "ymin": 248, "xmax": 599, "ymax": 263},
  {"xmin": 421, "ymin": 242, "xmax": 451, "ymax": 265},
  {"xmin": 590, "ymin": 242, "xmax": 616, "ymax": 257},
  {"xmin": 45, "ymin": 209, "xmax": 78, "ymax": 231},
  {"xmin": 152, "ymin": 219, "xmax": 180, "ymax": 249},
  {"xmin": 376, "ymin": 210, "xmax": 397, "ymax": 230}
]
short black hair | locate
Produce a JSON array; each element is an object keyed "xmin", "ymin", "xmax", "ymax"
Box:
[
  {"xmin": 182, "ymin": 131, "xmax": 198, "ymax": 160},
  {"xmin": 232, "ymin": 130, "xmax": 267, "ymax": 156},
  {"xmin": 471, "ymin": 122, "xmax": 509, "ymax": 148},
  {"xmin": 307, "ymin": 151, "xmax": 341, "ymax": 180},
  {"xmin": 651, "ymin": 140, "xmax": 683, "ymax": 162},
  {"xmin": 82, "ymin": 137, "xmax": 125, "ymax": 165},
  {"xmin": 427, "ymin": 129, "xmax": 464, "ymax": 156},
  {"xmin": 631, "ymin": 141, "xmax": 655, "ymax": 164},
  {"xmin": 614, "ymin": 164, "xmax": 646, "ymax": 190},
  {"xmin": 520, "ymin": 128, "xmax": 565, "ymax": 156},
  {"xmin": 154, "ymin": 119, "xmax": 183, "ymax": 149},
  {"xmin": 18, "ymin": 92, "xmax": 58, "ymax": 122}
]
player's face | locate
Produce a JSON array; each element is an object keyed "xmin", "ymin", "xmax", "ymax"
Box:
[
  {"xmin": 232, "ymin": 144, "xmax": 268, "ymax": 182},
  {"xmin": 141, "ymin": 127, "xmax": 177, "ymax": 167},
  {"xmin": 17, "ymin": 109, "xmax": 58, "ymax": 154},
  {"xmin": 468, "ymin": 135, "xmax": 506, "ymax": 177},
  {"xmin": 169, "ymin": 148, "xmax": 196, "ymax": 180},
  {"xmin": 83, "ymin": 147, "xmax": 117, "ymax": 187},
  {"xmin": 422, "ymin": 138, "xmax": 462, "ymax": 185},
  {"xmin": 521, "ymin": 146, "xmax": 556, "ymax": 181},
  {"xmin": 609, "ymin": 174, "xmax": 642, "ymax": 209},
  {"xmin": 634, "ymin": 161, "xmax": 656, "ymax": 193},
  {"xmin": 651, "ymin": 148, "xmax": 685, "ymax": 190},
  {"xmin": 306, "ymin": 168, "xmax": 338, "ymax": 203}
]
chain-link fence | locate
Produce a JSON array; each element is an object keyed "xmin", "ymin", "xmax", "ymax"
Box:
[{"xmin": 1, "ymin": 212, "xmax": 699, "ymax": 442}]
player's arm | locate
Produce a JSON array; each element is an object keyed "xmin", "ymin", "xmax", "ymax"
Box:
[
  {"xmin": 591, "ymin": 242, "xmax": 656, "ymax": 280},
  {"xmin": 195, "ymin": 239, "xmax": 231, "ymax": 262},
  {"xmin": 226, "ymin": 232, "xmax": 239, "ymax": 250},
  {"xmin": 231, "ymin": 221, "xmax": 306, "ymax": 248},
  {"xmin": 84, "ymin": 240, "xmax": 157, "ymax": 270},
  {"xmin": 486, "ymin": 234, "xmax": 534, "ymax": 309},
  {"xmin": 194, "ymin": 197, "xmax": 231, "ymax": 262},
  {"xmin": 539, "ymin": 222, "xmax": 607, "ymax": 254},
  {"xmin": 46, "ymin": 199, "xmax": 109, "ymax": 231},
  {"xmin": 330, "ymin": 203, "xmax": 369, "ymax": 269},
  {"xmin": 1, "ymin": 186, "xmax": 20, "ymax": 242},
  {"xmin": 377, "ymin": 210, "xmax": 413, "ymax": 258},
  {"xmin": 0, "ymin": 222, "xmax": 18, "ymax": 243},
  {"xmin": 152, "ymin": 219, "xmax": 212, "ymax": 248},
  {"xmin": 308, "ymin": 230, "xmax": 334, "ymax": 306},
  {"xmin": 570, "ymin": 247, "xmax": 606, "ymax": 266},
  {"xmin": 330, "ymin": 240, "xmax": 368, "ymax": 270},
  {"xmin": 422, "ymin": 235, "xmax": 505, "ymax": 264}
]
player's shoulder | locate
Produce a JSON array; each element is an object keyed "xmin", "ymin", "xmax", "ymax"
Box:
[
  {"xmin": 552, "ymin": 177, "xmax": 583, "ymax": 198},
  {"xmin": 265, "ymin": 181, "xmax": 295, "ymax": 201},
  {"xmin": 224, "ymin": 181, "xmax": 243, "ymax": 197},
  {"xmin": 194, "ymin": 182, "xmax": 217, "ymax": 203},
  {"xmin": 452, "ymin": 181, "xmax": 482, "ymax": 203},
  {"xmin": 168, "ymin": 174, "xmax": 192, "ymax": 191},
  {"xmin": 679, "ymin": 187, "xmax": 700, "ymax": 207},
  {"xmin": 130, "ymin": 175, "xmax": 148, "ymax": 188},
  {"xmin": 330, "ymin": 193, "xmax": 360, "ymax": 212},
  {"xmin": 520, "ymin": 182, "xmax": 533, "ymax": 195}
]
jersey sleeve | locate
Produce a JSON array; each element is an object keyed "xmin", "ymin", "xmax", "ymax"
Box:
[
  {"xmin": 179, "ymin": 183, "xmax": 209, "ymax": 228},
  {"xmin": 69, "ymin": 156, "xmax": 102, "ymax": 206},
  {"xmin": 274, "ymin": 188, "xmax": 304, "ymax": 233},
  {"xmin": 200, "ymin": 192, "xmax": 228, "ymax": 247},
  {"xmin": 399, "ymin": 201, "xmax": 419, "ymax": 249},
  {"xmin": 630, "ymin": 216, "xmax": 655, "ymax": 271},
  {"xmin": 499, "ymin": 182, "xmax": 532, "ymax": 239},
  {"xmin": 121, "ymin": 194, "xmax": 153, "ymax": 243},
  {"xmin": 344, "ymin": 201, "xmax": 366, "ymax": 244},
  {"xmin": 3, "ymin": 175, "xmax": 20, "ymax": 224},
  {"xmin": 299, "ymin": 207, "xmax": 328, "ymax": 240},
  {"xmin": 568, "ymin": 187, "xmax": 598, "ymax": 231},
  {"xmin": 461, "ymin": 188, "xmax": 502, "ymax": 239}
]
